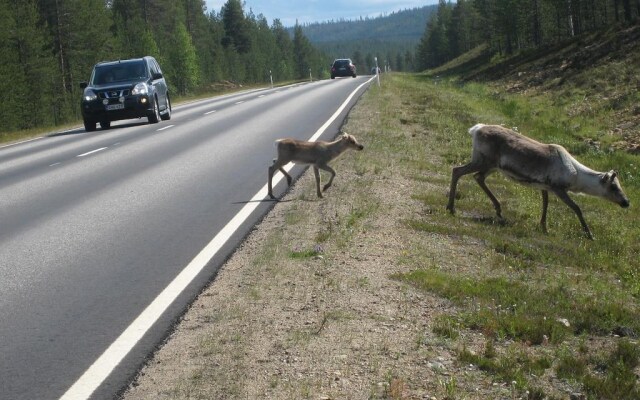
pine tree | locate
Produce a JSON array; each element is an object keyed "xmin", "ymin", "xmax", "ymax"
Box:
[
  {"xmin": 293, "ymin": 24, "xmax": 312, "ymax": 79},
  {"xmin": 271, "ymin": 19, "xmax": 294, "ymax": 81},
  {"xmin": 221, "ymin": 0, "xmax": 251, "ymax": 53},
  {"xmin": 169, "ymin": 21, "xmax": 200, "ymax": 95},
  {"xmin": 2, "ymin": 0, "xmax": 58, "ymax": 130},
  {"xmin": 0, "ymin": 0, "xmax": 29, "ymax": 131}
]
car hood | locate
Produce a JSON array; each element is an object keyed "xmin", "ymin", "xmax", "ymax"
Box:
[{"xmin": 88, "ymin": 80, "xmax": 145, "ymax": 90}]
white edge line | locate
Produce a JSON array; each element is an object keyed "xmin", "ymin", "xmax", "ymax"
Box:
[
  {"xmin": 77, "ymin": 147, "xmax": 108, "ymax": 158},
  {"xmin": 0, "ymin": 136, "xmax": 44, "ymax": 149},
  {"xmin": 59, "ymin": 75, "xmax": 375, "ymax": 400}
]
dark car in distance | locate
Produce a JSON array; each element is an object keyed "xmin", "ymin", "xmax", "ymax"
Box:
[
  {"xmin": 80, "ymin": 56, "xmax": 171, "ymax": 131},
  {"xmin": 330, "ymin": 59, "xmax": 356, "ymax": 79}
]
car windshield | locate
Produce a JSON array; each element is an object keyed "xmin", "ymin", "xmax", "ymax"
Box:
[
  {"xmin": 92, "ymin": 61, "xmax": 147, "ymax": 85},
  {"xmin": 334, "ymin": 60, "xmax": 350, "ymax": 67}
]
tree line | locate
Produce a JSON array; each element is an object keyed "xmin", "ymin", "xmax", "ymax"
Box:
[
  {"xmin": 0, "ymin": 0, "xmax": 326, "ymax": 134},
  {"xmin": 416, "ymin": 0, "xmax": 640, "ymax": 69}
]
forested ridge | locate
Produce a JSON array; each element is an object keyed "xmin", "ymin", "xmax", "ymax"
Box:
[
  {"xmin": 415, "ymin": 0, "xmax": 640, "ymax": 69},
  {"xmin": 299, "ymin": 6, "xmax": 437, "ymax": 74},
  {"xmin": 0, "ymin": 0, "xmax": 326, "ymax": 134}
]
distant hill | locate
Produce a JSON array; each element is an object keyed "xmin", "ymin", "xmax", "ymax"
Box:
[{"xmin": 292, "ymin": 6, "xmax": 437, "ymax": 72}]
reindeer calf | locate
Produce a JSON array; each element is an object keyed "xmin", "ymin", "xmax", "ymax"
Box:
[
  {"xmin": 446, "ymin": 124, "xmax": 629, "ymax": 239},
  {"xmin": 268, "ymin": 133, "xmax": 364, "ymax": 199}
]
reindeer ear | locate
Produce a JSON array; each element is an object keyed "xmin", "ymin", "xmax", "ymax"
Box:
[
  {"xmin": 602, "ymin": 170, "xmax": 617, "ymax": 183},
  {"xmin": 601, "ymin": 173, "xmax": 609, "ymax": 183}
]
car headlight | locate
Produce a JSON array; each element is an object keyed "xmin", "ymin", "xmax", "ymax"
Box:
[
  {"xmin": 83, "ymin": 90, "xmax": 97, "ymax": 101},
  {"xmin": 131, "ymin": 83, "xmax": 148, "ymax": 95}
]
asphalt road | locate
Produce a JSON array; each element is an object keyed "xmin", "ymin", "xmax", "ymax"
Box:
[{"xmin": 0, "ymin": 76, "xmax": 374, "ymax": 400}]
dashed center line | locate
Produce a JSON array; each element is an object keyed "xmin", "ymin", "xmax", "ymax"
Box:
[
  {"xmin": 235, "ymin": 101, "xmax": 245, "ymax": 105},
  {"xmin": 77, "ymin": 147, "xmax": 107, "ymax": 157},
  {"xmin": 156, "ymin": 125, "xmax": 174, "ymax": 131},
  {"xmin": 204, "ymin": 110, "xmax": 217, "ymax": 115}
]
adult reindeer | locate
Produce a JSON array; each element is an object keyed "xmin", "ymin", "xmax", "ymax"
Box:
[
  {"xmin": 446, "ymin": 124, "xmax": 629, "ymax": 239},
  {"xmin": 268, "ymin": 133, "xmax": 364, "ymax": 199}
]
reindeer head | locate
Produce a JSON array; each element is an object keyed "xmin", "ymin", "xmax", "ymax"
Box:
[
  {"xmin": 341, "ymin": 133, "xmax": 364, "ymax": 151},
  {"xmin": 601, "ymin": 170, "xmax": 630, "ymax": 208}
]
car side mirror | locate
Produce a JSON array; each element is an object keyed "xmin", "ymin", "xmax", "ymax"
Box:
[
  {"xmin": 80, "ymin": 82, "xmax": 87, "ymax": 89},
  {"xmin": 152, "ymin": 72, "xmax": 163, "ymax": 80}
]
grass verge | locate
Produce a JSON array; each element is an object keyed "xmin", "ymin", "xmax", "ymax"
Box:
[{"xmin": 383, "ymin": 72, "xmax": 640, "ymax": 399}]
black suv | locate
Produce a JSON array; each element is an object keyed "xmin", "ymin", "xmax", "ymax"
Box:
[
  {"xmin": 330, "ymin": 59, "xmax": 356, "ymax": 79},
  {"xmin": 80, "ymin": 56, "xmax": 171, "ymax": 131}
]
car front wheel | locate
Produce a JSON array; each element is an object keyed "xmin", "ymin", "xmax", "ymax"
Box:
[
  {"xmin": 148, "ymin": 96, "xmax": 160, "ymax": 124},
  {"xmin": 84, "ymin": 119, "xmax": 96, "ymax": 132},
  {"xmin": 160, "ymin": 95, "xmax": 171, "ymax": 121}
]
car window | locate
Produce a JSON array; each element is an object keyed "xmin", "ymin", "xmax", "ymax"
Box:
[
  {"xmin": 151, "ymin": 59, "xmax": 162, "ymax": 75},
  {"xmin": 148, "ymin": 59, "xmax": 158, "ymax": 76},
  {"xmin": 92, "ymin": 61, "xmax": 148, "ymax": 85}
]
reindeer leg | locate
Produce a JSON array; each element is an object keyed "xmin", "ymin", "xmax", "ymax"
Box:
[
  {"xmin": 552, "ymin": 189, "xmax": 594, "ymax": 240},
  {"xmin": 278, "ymin": 167, "xmax": 292, "ymax": 186},
  {"xmin": 540, "ymin": 190, "xmax": 549, "ymax": 233},
  {"xmin": 447, "ymin": 162, "xmax": 480, "ymax": 214},
  {"xmin": 313, "ymin": 166, "xmax": 323, "ymax": 198},
  {"xmin": 474, "ymin": 171, "xmax": 502, "ymax": 218},
  {"xmin": 268, "ymin": 159, "xmax": 291, "ymax": 200},
  {"xmin": 319, "ymin": 164, "xmax": 336, "ymax": 192},
  {"xmin": 268, "ymin": 164, "xmax": 276, "ymax": 199}
]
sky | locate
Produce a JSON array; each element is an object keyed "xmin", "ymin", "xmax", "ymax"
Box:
[{"xmin": 204, "ymin": 0, "xmax": 437, "ymax": 27}]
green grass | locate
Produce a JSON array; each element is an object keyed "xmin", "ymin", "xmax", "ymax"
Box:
[
  {"xmin": 376, "ymin": 71, "xmax": 640, "ymax": 398},
  {"xmin": 288, "ymin": 246, "xmax": 323, "ymax": 259},
  {"xmin": 395, "ymin": 268, "xmax": 640, "ymax": 343},
  {"xmin": 458, "ymin": 344, "xmax": 552, "ymax": 390}
]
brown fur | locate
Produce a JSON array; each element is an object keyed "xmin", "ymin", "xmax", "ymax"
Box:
[
  {"xmin": 268, "ymin": 133, "xmax": 364, "ymax": 199},
  {"xmin": 446, "ymin": 124, "xmax": 629, "ymax": 239}
]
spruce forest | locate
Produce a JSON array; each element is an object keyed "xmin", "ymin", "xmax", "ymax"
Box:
[
  {"xmin": 415, "ymin": 0, "xmax": 640, "ymax": 69},
  {"xmin": 0, "ymin": 0, "xmax": 325, "ymax": 134}
]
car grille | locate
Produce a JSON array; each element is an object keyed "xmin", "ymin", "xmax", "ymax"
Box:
[{"xmin": 98, "ymin": 89, "xmax": 130, "ymax": 99}]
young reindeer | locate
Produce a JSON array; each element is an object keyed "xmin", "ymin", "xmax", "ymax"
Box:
[
  {"xmin": 446, "ymin": 124, "xmax": 630, "ymax": 239},
  {"xmin": 268, "ymin": 133, "xmax": 364, "ymax": 199}
]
